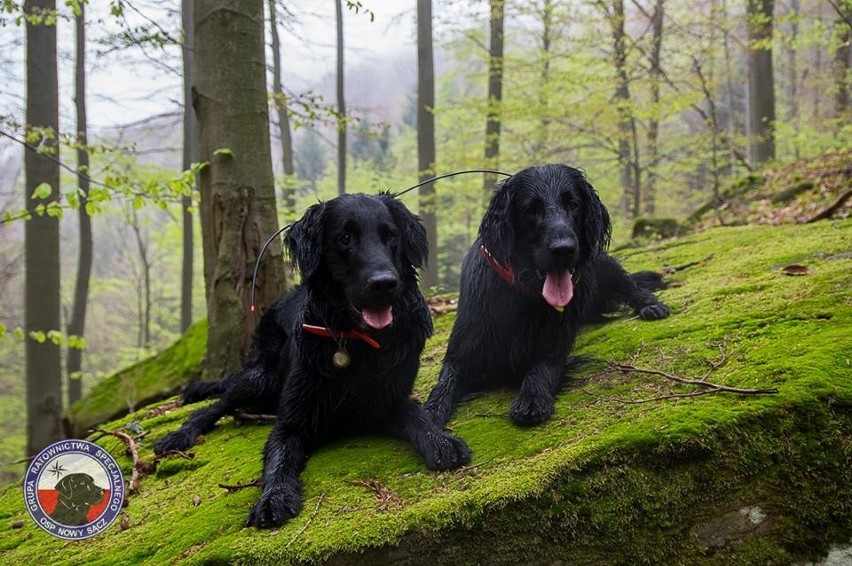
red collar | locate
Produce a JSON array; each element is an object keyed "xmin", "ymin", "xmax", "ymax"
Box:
[
  {"xmin": 479, "ymin": 245, "xmax": 535, "ymax": 295},
  {"xmin": 301, "ymin": 324, "xmax": 381, "ymax": 349}
]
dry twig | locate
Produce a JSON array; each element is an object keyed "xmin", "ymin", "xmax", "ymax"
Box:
[
  {"xmin": 92, "ymin": 427, "xmax": 143, "ymax": 492},
  {"xmin": 285, "ymin": 493, "xmax": 326, "ymax": 548},
  {"xmin": 218, "ymin": 479, "xmax": 262, "ymax": 492}
]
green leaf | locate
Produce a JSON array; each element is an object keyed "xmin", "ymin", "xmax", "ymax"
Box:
[
  {"xmin": 0, "ymin": 322, "xmax": 5, "ymax": 339},
  {"xmin": 29, "ymin": 331, "xmax": 46, "ymax": 344},
  {"xmin": 133, "ymin": 195, "xmax": 145, "ymax": 210},
  {"xmin": 213, "ymin": 147, "xmax": 234, "ymax": 158},
  {"xmin": 31, "ymin": 182, "xmax": 52, "ymax": 200},
  {"xmin": 46, "ymin": 201, "xmax": 63, "ymax": 218},
  {"xmin": 47, "ymin": 330, "xmax": 63, "ymax": 345},
  {"xmin": 13, "ymin": 328, "xmax": 24, "ymax": 340}
]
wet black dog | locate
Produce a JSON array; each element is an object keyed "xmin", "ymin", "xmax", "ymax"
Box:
[
  {"xmin": 424, "ymin": 164, "xmax": 669, "ymax": 427},
  {"xmin": 153, "ymin": 193, "xmax": 470, "ymax": 528},
  {"xmin": 49, "ymin": 473, "xmax": 105, "ymax": 526}
]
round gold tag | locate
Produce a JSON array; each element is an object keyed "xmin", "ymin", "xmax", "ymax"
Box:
[{"xmin": 332, "ymin": 349, "xmax": 351, "ymax": 369}]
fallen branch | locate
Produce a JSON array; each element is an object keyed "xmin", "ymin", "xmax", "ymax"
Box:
[
  {"xmin": 662, "ymin": 254, "xmax": 715, "ymax": 275},
  {"xmin": 92, "ymin": 427, "xmax": 143, "ymax": 492},
  {"xmin": 219, "ymin": 479, "xmax": 262, "ymax": 492},
  {"xmin": 285, "ymin": 493, "xmax": 325, "ymax": 548},
  {"xmin": 606, "ymin": 361, "xmax": 778, "ymax": 397},
  {"xmin": 806, "ymin": 189, "xmax": 852, "ymax": 223}
]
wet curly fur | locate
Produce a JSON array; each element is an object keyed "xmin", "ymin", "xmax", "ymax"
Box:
[
  {"xmin": 153, "ymin": 193, "xmax": 470, "ymax": 528},
  {"xmin": 424, "ymin": 164, "xmax": 670, "ymax": 428}
]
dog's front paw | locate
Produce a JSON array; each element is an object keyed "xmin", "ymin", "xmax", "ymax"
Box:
[
  {"xmin": 509, "ymin": 393, "xmax": 554, "ymax": 427},
  {"xmin": 246, "ymin": 485, "xmax": 302, "ymax": 528},
  {"xmin": 422, "ymin": 431, "xmax": 472, "ymax": 471},
  {"xmin": 639, "ymin": 302, "xmax": 670, "ymax": 320},
  {"xmin": 153, "ymin": 430, "xmax": 195, "ymax": 455}
]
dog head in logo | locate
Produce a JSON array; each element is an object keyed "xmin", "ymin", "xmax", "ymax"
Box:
[{"xmin": 48, "ymin": 473, "xmax": 105, "ymax": 526}]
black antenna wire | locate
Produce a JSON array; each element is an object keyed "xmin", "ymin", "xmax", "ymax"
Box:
[{"xmin": 249, "ymin": 168, "xmax": 514, "ymax": 312}]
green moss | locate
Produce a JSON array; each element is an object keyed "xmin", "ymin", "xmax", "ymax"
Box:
[
  {"xmin": 65, "ymin": 320, "xmax": 207, "ymax": 437},
  {"xmin": 2, "ymin": 220, "xmax": 851, "ymax": 565}
]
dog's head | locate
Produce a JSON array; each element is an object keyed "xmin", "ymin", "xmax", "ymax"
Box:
[
  {"xmin": 479, "ymin": 164, "xmax": 611, "ymax": 309},
  {"xmin": 54, "ymin": 473, "xmax": 105, "ymax": 506},
  {"xmin": 285, "ymin": 193, "xmax": 427, "ymax": 330}
]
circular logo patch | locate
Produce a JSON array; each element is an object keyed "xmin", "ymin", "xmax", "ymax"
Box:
[{"xmin": 23, "ymin": 439, "xmax": 125, "ymax": 540}]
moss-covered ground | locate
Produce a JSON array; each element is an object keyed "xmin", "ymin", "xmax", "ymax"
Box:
[{"xmin": 1, "ymin": 220, "xmax": 850, "ymax": 565}]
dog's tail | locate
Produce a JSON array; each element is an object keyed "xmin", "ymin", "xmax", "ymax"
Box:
[
  {"xmin": 182, "ymin": 379, "xmax": 224, "ymax": 405},
  {"xmin": 631, "ymin": 270, "xmax": 668, "ymax": 292}
]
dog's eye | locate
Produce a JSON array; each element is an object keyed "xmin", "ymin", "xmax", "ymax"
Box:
[
  {"xmin": 337, "ymin": 232, "xmax": 351, "ymax": 245},
  {"xmin": 523, "ymin": 201, "xmax": 543, "ymax": 217}
]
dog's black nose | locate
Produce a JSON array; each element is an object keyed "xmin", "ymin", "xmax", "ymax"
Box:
[
  {"xmin": 549, "ymin": 239, "xmax": 577, "ymax": 257},
  {"xmin": 367, "ymin": 272, "xmax": 398, "ymax": 294}
]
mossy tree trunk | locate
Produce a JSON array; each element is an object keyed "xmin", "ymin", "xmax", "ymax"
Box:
[
  {"xmin": 417, "ymin": 0, "xmax": 438, "ymax": 289},
  {"xmin": 24, "ymin": 0, "xmax": 64, "ymax": 454},
  {"xmin": 195, "ymin": 0, "xmax": 286, "ymax": 380}
]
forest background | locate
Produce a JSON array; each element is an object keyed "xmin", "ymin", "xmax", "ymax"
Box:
[{"xmin": 0, "ymin": 0, "xmax": 849, "ymax": 483}]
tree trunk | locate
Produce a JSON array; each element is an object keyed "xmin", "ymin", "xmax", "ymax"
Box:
[
  {"xmin": 747, "ymin": 0, "xmax": 776, "ymax": 165},
  {"xmin": 195, "ymin": 0, "xmax": 286, "ymax": 379},
  {"xmin": 645, "ymin": 0, "xmax": 664, "ymax": 216},
  {"xmin": 129, "ymin": 210, "xmax": 151, "ymax": 350},
  {"xmin": 269, "ymin": 0, "xmax": 295, "ymax": 215},
  {"xmin": 533, "ymin": 0, "xmax": 554, "ymax": 159},
  {"xmin": 417, "ymin": 0, "xmax": 438, "ymax": 289},
  {"xmin": 67, "ymin": 3, "xmax": 92, "ymax": 406},
  {"xmin": 483, "ymin": 0, "xmax": 505, "ymax": 197},
  {"xmin": 180, "ymin": 0, "xmax": 195, "ymax": 333},
  {"xmin": 834, "ymin": 17, "xmax": 850, "ymax": 117},
  {"xmin": 609, "ymin": 0, "xmax": 637, "ymax": 218},
  {"xmin": 787, "ymin": 0, "xmax": 800, "ymax": 159},
  {"xmin": 24, "ymin": 0, "xmax": 64, "ymax": 455},
  {"xmin": 336, "ymin": 0, "xmax": 346, "ymax": 196}
]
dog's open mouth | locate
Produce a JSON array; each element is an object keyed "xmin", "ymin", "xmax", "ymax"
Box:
[
  {"xmin": 542, "ymin": 269, "xmax": 574, "ymax": 309},
  {"xmin": 361, "ymin": 304, "xmax": 393, "ymax": 329}
]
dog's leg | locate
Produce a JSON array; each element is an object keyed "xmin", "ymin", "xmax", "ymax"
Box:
[
  {"xmin": 509, "ymin": 360, "xmax": 563, "ymax": 426},
  {"xmin": 245, "ymin": 422, "xmax": 307, "ymax": 528},
  {"xmin": 423, "ymin": 362, "xmax": 463, "ymax": 426},
  {"xmin": 388, "ymin": 401, "xmax": 471, "ymax": 471},
  {"xmin": 153, "ymin": 366, "xmax": 268, "ymax": 455},
  {"xmin": 598, "ymin": 255, "xmax": 670, "ymax": 320}
]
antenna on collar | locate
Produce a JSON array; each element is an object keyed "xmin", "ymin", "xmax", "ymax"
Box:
[{"xmin": 249, "ymin": 168, "xmax": 513, "ymax": 313}]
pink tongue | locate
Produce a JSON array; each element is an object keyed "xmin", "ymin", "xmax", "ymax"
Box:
[
  {"xmin": 542, "ymin": 270, "xmax": 574, "ymax": 308},
  {"xmin": 362, "ymin": 305, "xmax": 393, "ymax": 329}
]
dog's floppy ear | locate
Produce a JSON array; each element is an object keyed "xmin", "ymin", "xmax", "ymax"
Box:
[
  {"xmin": 379, "ymin": 194, "xmax": 428, "ymax": 269},
  {"xmin": 479, "ymin": 178, "xmax": 515, "ymax": 259},
  {"xmin": 285, "ymin": 201, "xmax": 328, "ymax": 278},
  {"xmin": 578, "ymin": 177, "xmax": 612, "ymax": 257}
]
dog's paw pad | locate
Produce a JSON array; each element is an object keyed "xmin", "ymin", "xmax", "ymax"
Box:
[
  {"xmin": 509, "ymin": 394, "xmax": 554, "ymax": 427},
  {"xmin": 245, "ymin": 486, "xmax": 301, "ymax": 529},
  {"xmin": 153, "ymin": 431, "xmax": 195, "ymax": 455},
  {"xmin": 424, "ymin": 432, "xmax": 472, "ymax": 471},
  {"xmin": 639, "ymin": 302, "xmax": 670, "ymax": 320}
]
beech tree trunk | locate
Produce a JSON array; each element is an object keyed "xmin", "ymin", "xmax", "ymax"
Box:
[
  {"xmin": 180, "ymin": 0, "xmax": 196, "ymax": 333},
  {"xmin": 747, "ymin": 0, "xmax": 776, "ymax": 165},
  {"xmin": 67, "ymin": 2, "xmax": 92, "ymax": 405},
  {"xmin": 483, "ymin": 0, "xmax": 505, "ymax": 197},
  {"xmin": 24, "ymin": 0, "xmax": 64, "ymax": 454},
  {"xmin": 269, "ymin": 0, "xmax": 295, "ymax": 215},
  {"xmin": 417, "ymin": 0, "xmax": 438, "ymax": 289},
  {"xmin": 195, "ymin": 0, "xmax": 286, "ymax": 379},
  {"xmin": 608, "ymin": 0, "xmax": 638, "ymax": 218},
  {"xmin": 645, "ymin": 0, "xmax": 664, "ymax": 216},
  {"xmin": 336, "ymin": 0, "xmax": 346, "ymax": 196}
]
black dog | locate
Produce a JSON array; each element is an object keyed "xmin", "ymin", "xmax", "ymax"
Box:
[
  {"xmin": 153, "ymin": 193, "xmax": 470, "ymax": 528},
  {"xmin": 49, "ymin": 473, "xmax": 105, "ymax": 526},
  {"xmin": 424, "ymin": 164, "xmax": 669, "ymax": 427}
]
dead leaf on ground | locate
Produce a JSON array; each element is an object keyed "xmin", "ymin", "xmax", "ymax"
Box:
[
  {"xmin": 345, "ymin": 478, "xmax": 405, "ymax": 511},
  {"xmin": 781, "ymin": 264, "xmax": 810, "ymax": 276}
]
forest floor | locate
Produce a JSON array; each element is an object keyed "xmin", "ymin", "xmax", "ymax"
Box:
[{"xmin": 0, "ymin": 214, "xmax": 849, "ymax": 564}]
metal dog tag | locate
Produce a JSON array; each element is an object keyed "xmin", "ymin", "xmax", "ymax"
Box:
[{"xmin": 332, "ymin": 348, "xmax": 351, "ymax": 369}]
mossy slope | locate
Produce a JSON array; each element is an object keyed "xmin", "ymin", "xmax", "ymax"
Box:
[
  {"xmin": 2, "ymin": 220, "xmax": 850, "ymax": 565},
  {"xmin": 65, "ymin": 321, "xmax": 207, "ymax": 437}
]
